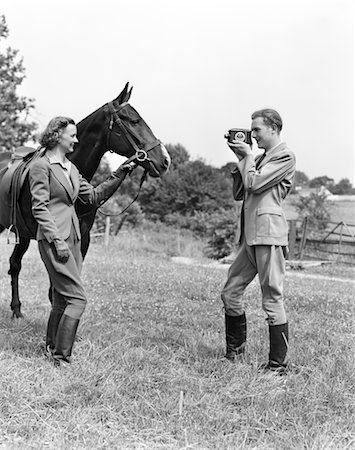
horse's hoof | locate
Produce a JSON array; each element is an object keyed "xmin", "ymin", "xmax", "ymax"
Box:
[{"xmin": 12, "ymin": 310, "xmax": 24, "ymax": 319}]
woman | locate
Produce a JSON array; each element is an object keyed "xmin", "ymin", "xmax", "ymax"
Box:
[{"xmin": 29, "ymin": 116, "xmax": 133, "ymax": 366}]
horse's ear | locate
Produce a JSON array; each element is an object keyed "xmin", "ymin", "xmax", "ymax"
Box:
[
  {"xmin": 126, "ymin": 86, "xmax": 133, "ymax": 102},
  {"xmin": 116, "ymin": 82, "xmax": 133, "ymax": 104}
]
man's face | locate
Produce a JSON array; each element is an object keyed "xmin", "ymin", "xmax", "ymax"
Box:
[{"xmin": 251, "ymin": 117, "xmax": 274, "ymax": 150}]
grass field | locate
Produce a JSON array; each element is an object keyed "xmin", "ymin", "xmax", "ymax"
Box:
[{"xmin": 0, "ymin": 227, "xmax": 354, "ymax": 450}]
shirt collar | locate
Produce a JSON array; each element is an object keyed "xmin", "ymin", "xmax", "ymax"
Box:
[
  {"xmin": 47, "ymin": 154, "xmax": 71, "ymax": 171},
  {"xmin": 265, "ymin": 142, "xmax": 284, "ymax": 153}
]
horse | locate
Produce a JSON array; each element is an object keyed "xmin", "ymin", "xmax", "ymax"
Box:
[{"xmin": 0, "ymin": 83, "xmax": 171, "ymax": 318}]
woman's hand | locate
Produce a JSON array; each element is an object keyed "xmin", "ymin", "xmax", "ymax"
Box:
[{"xmin": 53, "ymin": 239, "xmax": 70, "ymax": 263}]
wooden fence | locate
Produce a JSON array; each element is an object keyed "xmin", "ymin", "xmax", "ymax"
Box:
[{"xmin": 288, "ymin": 218, "xmax": 355, "ymax": 264}]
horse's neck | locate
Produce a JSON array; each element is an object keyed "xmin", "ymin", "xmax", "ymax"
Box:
[{"xmin": 69, "ymin": 108, "xmax": 106, "ymax": 181}]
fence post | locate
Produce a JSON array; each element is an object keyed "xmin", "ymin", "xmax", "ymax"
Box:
[
  {"xmin": 337, "ymin": 222, "xmax": 344, "ymax": 260},
  {"xmin": 104, "ymin": 216, "xmax": 111, "ymax": 247},
  {"xmin": 177, "ymin": 229, "xmax": 181, "ymax": 254},
  {"xmin": 288, "ymin": 220, "xmax": 297, "ymax": 260},
  {"xmin": 299, "ymin": 217, "xmax": 308, "ymax": 259}
]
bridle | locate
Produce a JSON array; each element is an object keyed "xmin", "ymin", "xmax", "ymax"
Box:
[
  {"xmin": 100, "ymin": 101, "xmax": 162, "ymax": 216},
  {"xmin": 106, "ymin": 101, "xmax": 161, "ymax": 166}
]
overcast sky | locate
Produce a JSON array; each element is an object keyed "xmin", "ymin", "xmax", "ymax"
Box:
[{"xmin": 1, "ymin": 0, "xmax": 354, "ymax": 183}]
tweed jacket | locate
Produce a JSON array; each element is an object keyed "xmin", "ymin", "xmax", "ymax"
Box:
[
  {"xmin": 29, "ymin": 154, "xmax": 98, "ymax": 243},
  {"xmin": 231, "ymin": 142, "xmax": 296, "ymax": 246}
]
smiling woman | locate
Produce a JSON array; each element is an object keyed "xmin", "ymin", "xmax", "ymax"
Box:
[{"xmin": 27, "ymin": 116, "xmax": 135, "ymax": 367}]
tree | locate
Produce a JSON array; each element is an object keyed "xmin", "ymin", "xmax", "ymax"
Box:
[
  {"xmin": 220, "ymin": 162, "xmax": 237, "ymax": 177},
  {"xmin": 138, "ymin": 157, "xmax": 235, "ymax": 221},
  {"xmin": 165, "ymin": 143, "xmax": 190, "ymax": 170},
  {"xmin": 293, "ymin": 193, "xmax": 330, "ymax": 230},
  {"xmin": 0, "ymin": 15, "xmax": 37, "ymax": 151},
  {"xmin": 294, "ymin": 170, "xmax": 309, "ymax": 187},
  {"xmin": 309, "ymin": 175, "xmax": 334, "ymax": 189},
  {"xmin": 330, "ymin": 178, "xmax": 355, "ymax": 195}
]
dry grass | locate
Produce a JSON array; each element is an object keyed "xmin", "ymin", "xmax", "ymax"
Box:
[{"xmin": 0, "ymin": 227, "xmax": 354, "ymax": 450}]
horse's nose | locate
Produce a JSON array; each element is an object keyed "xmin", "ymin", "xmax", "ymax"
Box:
[
  {"xmin": 162, "ymin": 147, "xmax": 171, "ymax": 170},
  {"xmin": 164, "ymin": 156, "xmax": 171, "ymax": 169}
]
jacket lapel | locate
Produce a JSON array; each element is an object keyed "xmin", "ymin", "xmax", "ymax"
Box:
[
  {"xmin": 260, "ymin": 142, "xmax": 287, "ymax": 168},
  {"xmin": 50, "ymin": 165, "xmax": 74, "ymax": 199},
  {"xmin": 69, "ymin": 164, "xmax": 80, "ymax": 200}
]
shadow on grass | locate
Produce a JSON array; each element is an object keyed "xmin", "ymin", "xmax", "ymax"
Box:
[{"xmin": 0, "ymin": 303, "xmax": 47, "ymax": 358}]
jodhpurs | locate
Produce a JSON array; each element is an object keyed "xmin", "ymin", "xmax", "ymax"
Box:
[
  {"xmin": 38, "ymin": 229, "xmax": 87, "ymax": 320},
  {"xmin": 221, "ymin": 239, "xmax": 287, "ymax": 325}
]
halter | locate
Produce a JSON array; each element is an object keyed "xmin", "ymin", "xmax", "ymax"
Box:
[
  {"xmin": 107, "ymin": 101, "xmax": 161, "ymax": 166},
  {"xmin": 102, "ymin": 101, "xmax": 162, "ymax": 217}
]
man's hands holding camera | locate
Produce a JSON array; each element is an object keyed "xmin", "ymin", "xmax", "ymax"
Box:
[{"xmin": 227, "ymin": 140, "xmax": 252, "ymax": 160}]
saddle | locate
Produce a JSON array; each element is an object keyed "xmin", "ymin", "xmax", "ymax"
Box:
[{"xmin": 0, "ymin": 146, "xmax": 42, "ymax": 241}]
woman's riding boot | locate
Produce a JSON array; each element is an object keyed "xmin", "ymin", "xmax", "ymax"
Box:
[
  {"xmin": 267, "ymin": 323, "xmax": 289, "ymax": 374},
  {"xmin": 53, "ymin": 315, "xmax": 80, "ymax": 364},
  {"xmin": 46, "ymin": 310, "xmax": 64, "ymax": 352},
  {"xmin": 225, "ymin": 312, "xmax": 247, "ymax": 362}
]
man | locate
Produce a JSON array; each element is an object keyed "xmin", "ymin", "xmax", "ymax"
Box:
[{"xmin": 221, "ymin": 109, "xmax": 296, "ymax": 374}]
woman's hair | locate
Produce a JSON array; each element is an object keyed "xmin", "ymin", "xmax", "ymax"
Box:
[
  {"xmin": 39, "ymin": 116, "xmax": 76, "ymax": 149},
  {"xmin": 251, "ymin": 109, "xmax": 283, "ymax": 133}
]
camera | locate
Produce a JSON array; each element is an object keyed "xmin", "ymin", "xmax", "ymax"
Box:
[{"xmin": 224, "ymin": 128, "xmax": 252, "ymax": 145}]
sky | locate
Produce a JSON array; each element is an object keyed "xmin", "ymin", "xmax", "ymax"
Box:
[{"xmin": 1, "ymin": 0, "xmax": 354, "ymax": 183}]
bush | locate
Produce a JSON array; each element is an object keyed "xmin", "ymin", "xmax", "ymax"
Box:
[
  {"xmin": 292, "ymin": 193, "xmax": 330, "ymax": 231},
  {"xmin": 204, "ymin": 208, "xmax": 240, "ymax": 259}
]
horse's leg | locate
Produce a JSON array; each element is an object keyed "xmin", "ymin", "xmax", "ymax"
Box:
[
  {"xmin": 79, "ymin": 209, "xmax": 96, "ymax": 260},
  {"xmin": 8, "ymin": 237, "xmax": 31, "ymax": 318}
]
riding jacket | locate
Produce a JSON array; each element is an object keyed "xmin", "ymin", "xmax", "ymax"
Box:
[
  {"xmin": 29, "ymin": 153, "xmax": 126, "ymax": 243},
  {"xmin": 232, "ymin": 142, "xmax": 296, "ymax": 246}
]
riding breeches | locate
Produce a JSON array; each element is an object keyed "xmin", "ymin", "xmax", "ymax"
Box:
[
  {"xmin": 221, "ymin": 239, "xmax": 287, "ymax": 325},
  {"xmin": 38, "ymin": 228, "xmax": 87, "ymax": 320}
]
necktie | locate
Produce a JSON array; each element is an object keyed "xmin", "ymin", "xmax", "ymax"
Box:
[{"xmin": 256, "ymin": 152, "xmax": 266, "ymax": 170}]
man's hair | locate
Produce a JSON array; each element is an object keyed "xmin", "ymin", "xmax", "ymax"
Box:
[
  {"xmin": 251, "ymin": 109, "xmax": 283, "ymax": 133},
  {"xmin": 39, "ymin": 116, "xmax": 76, "ymax": 149}
]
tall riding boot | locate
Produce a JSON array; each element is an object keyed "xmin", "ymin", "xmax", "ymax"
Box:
[
  {"xmin": 225, "ymin": 312, "xmax": 247, "ymax": 362},
  {"xmin": 46, "ymin": 310, "xmax": 64, "ymax": 352},
  {"xmin": 53, "ymin": 315, "xmax": 80, "ymax": 364},
  {"xmin": 267, "ymin": 323, "xmax": 289, "ymax": 374}
]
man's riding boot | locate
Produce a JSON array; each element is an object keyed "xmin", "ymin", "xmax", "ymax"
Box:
[
  {"xmin": 53, "ymin": 315, "xmax": 80, "ymax": 364},
  {"xmin": 225, "ymin": 312, "xmax": 247, "ymax": 362},
  {"xmin": 46, "ymin": 310, "xmax": 64, "ymax": 352},
  {"xmin": 267, "ymin": 323, "xmax": 289, "ymax": 374}
]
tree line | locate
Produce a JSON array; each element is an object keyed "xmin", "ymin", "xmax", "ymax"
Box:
[{"xmin": 1, "ymin": 14, "xmax": 354, "ymax": 259}]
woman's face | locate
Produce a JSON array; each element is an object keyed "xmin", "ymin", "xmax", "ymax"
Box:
[{"xmin": 59, "ymin": 124, "xmax": 78, "ymax": 153}]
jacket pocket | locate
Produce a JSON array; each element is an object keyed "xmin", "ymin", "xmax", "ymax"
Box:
[{"xmin": 256, "ymin": 207, "xmax": 286, "ymax": 237}]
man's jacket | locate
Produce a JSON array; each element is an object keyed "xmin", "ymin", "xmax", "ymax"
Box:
[{"xmin": 232, "ymin": 142, "xmax": 296, "ymax": 246}]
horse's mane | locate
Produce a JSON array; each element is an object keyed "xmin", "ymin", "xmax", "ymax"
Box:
[{"xmin": 77, "ymin": 103, "xmax": 107, "ymax": 133}]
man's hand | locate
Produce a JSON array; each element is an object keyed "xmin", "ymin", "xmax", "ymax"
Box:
[
  {"xmin": 53, "ymin": 239, "xmax": 70, "ymax": 263},
  {"xmin": 227, "ymin": 140, "xmax": 252, "ymax": 160}
]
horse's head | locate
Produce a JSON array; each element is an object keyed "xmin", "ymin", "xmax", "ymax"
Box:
[{"xmin": 105, "ymin": 83, "xmax": 170, "ymax": 177}]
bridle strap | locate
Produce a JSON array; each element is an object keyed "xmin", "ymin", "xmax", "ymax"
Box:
[
  {"xmin": 107, "ymin": 101, "xmax": 161, "ymax": 165},
  {"xmin": 99, "ymin": 101, "xmax": 161, "ymax": 217}
]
